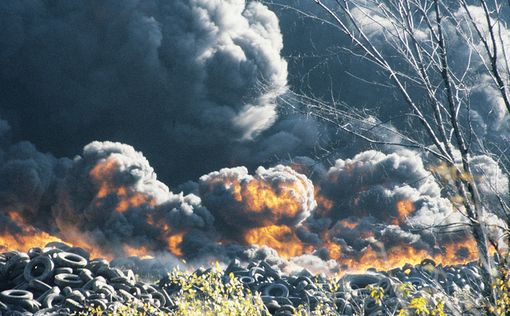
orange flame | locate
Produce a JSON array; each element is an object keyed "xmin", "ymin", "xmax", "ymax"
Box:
[
  {"xmin": 315, "ymin": 187, "xmax": 334, "ymax": 216},
  {"xmin": 0, "ymin": 232, "xmax": 63, "ymax": 253},
  {"xmin": 230, "ymin": 179, "xmax": 304, "ymax": 224},
  {"xmin": 89, "ymin": 158, "xmax": 156, "ymax": 213},
  {"xmin": 244, "ymin": 225, "xmax": 314, "ymax": 258},
  {"xmin": 123, "ymin": 245, "xmax": 154, "ymax": 259},
  {"xmin": 323, "ymin": 234, "xmax": 342, "ymax": 260},
  {"xmin": 396, "ymin": 199, "xmax": 415, "ymax": 217},
  {"xmin": 0, "ymin": 161, "xmax": 490, "ymax": 274},
  {"xmin": 167, "ymin": 232, "xmax": 185, "ymax": 257},
  {"xmin": 344, "ymin": 238, "xmax": 479, "ymax": 272},
  {"xmin": 2, "ymin": 210, "xmax": 109, "ymax": 259},
  {"xmin": 339, "ymin": 219, "xmax": 359, "ymax": 230}
]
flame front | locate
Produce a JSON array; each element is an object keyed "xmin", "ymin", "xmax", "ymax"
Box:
[
  {"xmin": 0, "ymin": 158, "xmax": 492, "ymax": 274},
  {"xmin": 244, "ymin": 225, "xmax": 313, "ymax": 258},
  {"xmin": 0, "ymin": 217, "xmax": 64, "ymax": 254},
  {"xmin": 1, "ymin": 210, "xmax": 108, "ymax": 259},
  {"xmin": 338, "ymin": 239, "xmax": 479, "ymax": 272}
]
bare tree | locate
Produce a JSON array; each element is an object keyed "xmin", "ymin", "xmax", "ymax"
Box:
[{"xmin": 277, "ymin": 0, "xmax": 510, "ymax": 309}]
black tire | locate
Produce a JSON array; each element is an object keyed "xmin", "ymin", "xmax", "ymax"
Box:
[
  {"xmin": 152, "ymin": 291, "xmax": 166, "ymax": 307},
  {"xmin": 54, "ymin": 273, "xmax": 84, "ymax": 288},
  {"xmin": 406, "ymin": 276, "xmax": 425, "ymax": 289},
  {"xmin": 54, "ymin": 252, "xmax": 87, "ymax": 269},
  {"xmin": 239, "ymin": 276, "xmax": 256, "ymax": 286},
  {"xmin": 67, "ymin": 247, "xmax": 90, "ymax": 261},
  {"xmin": 260, "ymin": 261, "xmax": 281, "ymax": 280},
  {"xmin": 0, "ymin": 289, "xmax": 33, "ymax": 304},
  {"xmin": 54, "ymin": 267, "xmax": 73, "ymax": 275},
  {"xmin": 28, "ymin": 248, "xmax": 43, "ymax": 259},
  {"xmin": 19, "ymin": 298, "xmax": 41, "ymax": 313},
  {"xmin": 377, "ymin": 277, "xmax": 394, "ymax": 295},
  {"xmin": 421, "ymin": 258, "xmax": 436, "ymax": 267},
  {"xmin": 45, "ymin": 242, "xmax": 70, "ymax": 250},
  {"xmin": 342, "ymin": 274, "xmax": 380, "ymax": 290},
  {"xmin": 278, "ymin": 304, "xmax": 296, "ymax": 313},
  {"xmin": 24, "ymin": 256, "xmax": 55, "ymax": 282},
  {"xmin": 79, "ymin": 269, "xmax": 94, "ymax": 283},
  {"xmin": 2, "ymin": 253, "xmax": 29, "ymax": 277},
  {"xmin": 263, "ymin": 283, "xmax": 289, "ymax": 298},
  {"xmin": 89, "ymin": 299, "xmax": 107, "ymax": 310},
  {"xmin": 295, "ymin": 276, "xmax": 315, "ymax": 291}
]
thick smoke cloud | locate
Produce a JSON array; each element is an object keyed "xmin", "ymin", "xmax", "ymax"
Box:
[
  {"xmin": 0, "ymin": 0, "xmax": 288, "ymax": 184},
  {"xmin": 0, "ymin": 129, "xmax": 217, "ymax": 257},
  {"xmin": 316, "ymin": 150, "xmax": 452, "ymax": 223},
  {"xmin": 297, "ymin": 150, "xmax": 466, "ymax": 258},
  {"xmin": 294, "ymin": 149, "xmax": 509, "ymax": 263},
  {"xmin": 52, "ymin": 141, "xmax": 215, "ymax": 255}
]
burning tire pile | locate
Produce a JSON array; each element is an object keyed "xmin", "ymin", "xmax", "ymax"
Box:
[{"xmin": 1, "ymin": 242, "xmax": 486, "ymax": 315}]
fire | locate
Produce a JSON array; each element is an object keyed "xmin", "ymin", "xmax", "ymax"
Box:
[
  {"xmin": 244, "ymin": 225, "xmax": 313, "ymax": 258},
  {"xmin": 319, "ymin": 230, "xmax": 342, "ymax": 260},
  {"xmin": 396, "ymin": 199, "xmax": 415, "ymax": 219},
  {"xmin": 167, "ymin": 232, "xmax": 185, "ymax": 257},
  {"xmin": 116, "ymin": 193, "xmax": 152, "ymax": 213},
  {"xmin": 144, "ymin": 213, "xmax": 186, "ymax": 257},
  {"xmin": 339, "ymin": 219, "xmax": 359, "ymax": 230},
  {"xmin": 0, "ymin": 160, "xmax": 492, "ymax": 274},
  {"xmin": 327, "ymin": 242, "xmax": 342, "ymax": 260},
  {"xmin": 231, "ymin": 179, "xmax": 303, "ymax": 223},
  {"xmin": 2, "ymin": 210, "xmax": 109, "ymax": 259},
  {"xmin": 441, "ymin": 239, "xmax": 479, "ymax": 264},
  {"xmin": 89, "ymin": 157, "xmax": 156, "ymax": 213},
  {"xmin": 337, "ymin": 238, "xmax": 480, "ymax": 272},
  {"xmin": 123, "ymin": 245, "xmax": 154, "ymax": 259},
  {"xmin": 0, "ymin": 229, "xmax": 64, "ymax": 253}
]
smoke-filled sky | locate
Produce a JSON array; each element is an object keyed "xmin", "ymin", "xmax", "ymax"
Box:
[{"xmin": 0, "ymin": 0, "xmax": 509, "ymax": 273}]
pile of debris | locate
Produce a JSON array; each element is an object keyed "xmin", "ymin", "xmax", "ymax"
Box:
[{"xmin": 0, "ymin": 243, "xmax": 486, "ymax": 315}]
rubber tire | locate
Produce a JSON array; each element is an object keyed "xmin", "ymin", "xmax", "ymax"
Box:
[
  {"xmin": 239, "ymin": 276, "xmax": 256, "ymax": 286},
  {"xmin": 0, "ymin": 289, "xmax": 33, "ymax": 304},
  {"xmin": 24, "ymin": 256, "xmax": 55, "ymax": 282},
  {"xmin": 342, "ymin": 274, "xmax": 380, "ymax": 290},
  {"xmin": 263, "ymin": 283, "xmax": 289, "ymax": 298},
  {"xmin": 54, "ymin": 252, "xmax": 87, "ymax": 269},
  {"xmin": 54, "ymin": 273, "xmax": 84, "ymax": 288}
]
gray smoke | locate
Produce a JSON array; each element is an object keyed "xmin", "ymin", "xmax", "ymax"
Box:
[
  {"xmin": 52, "ymin": 141, "xmax": 215, "ymax": 256},
  {"xmin": 295, "ymin": 148, "xmax": 508, "ymax": 261},
  {"xmin": 267, "ymin": 0, "xmax": 510, "ymax": 152},
  {"xmin": 0, "ymin": 119, "xmax": 70, "ymax": 235}
]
